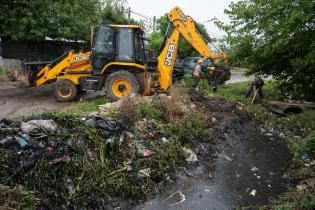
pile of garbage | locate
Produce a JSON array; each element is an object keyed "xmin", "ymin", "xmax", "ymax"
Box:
[
  {"xmin": 0, "ymin": 89, "xmax": 254, "ymax": 209},
  {"xmin": 0, "ymin": 113, "xmax": 186, "ymax": 209}
]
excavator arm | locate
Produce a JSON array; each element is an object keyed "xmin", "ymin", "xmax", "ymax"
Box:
[{"xmin": 156, "ymin": 6, "xmax": 227, "ymax": 90}]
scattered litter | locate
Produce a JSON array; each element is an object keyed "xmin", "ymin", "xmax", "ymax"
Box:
[
  {"xmin": 179, "ymin": 167, "xmax": 193, "ymax": 177},
  {"xmin": 249, "ymin": 189, "xmax": 257, "ymax": 197},
  {"xmin": 21, "ymin": 120, "xmax": 57, "ymax": 133},
  {"xmin": 296, "ymin": 178, "xmax": 315, "ymax": 191},
  {"xmin": 85, "ymin": 118, "xmax": 97, "ymax": 128},
  {"xmin": 125, "ymin": 161, "xmax": 133, "ymax": 171},
  {"xmin": 164, "ymin": 191, "xmax": 186, "ymax": 206},
  {"xmin": 136, "ymin": 143, "xmax": 155, "ymax": 157},
  {"xmin": 148, "ymin": 132, "xmax": 155, "ymax": 138},
  {"xmin": 138, "ymin": 168, "xmax": 151, "ymax": 178},
  {"xmin": 183, "ymin": 148, "xmax": 198, "ymax": 163},
  {"xmin": 47, "ymin": 146, "xmax": 54, "ymax": 152},
  {"xmin": 251, "ymin": 166, "xmax": 259, "ymax": 172},
  {"xmin": 98, "ymin": 99, "xmax": 124, "ymax": 113},
  {"xmin": 0, "ymin": 136, "xmax": 15, "ymax": 147},
  {"xmin": 161, "ymin": 137, "xmax": 169, "ymax": 143},
  {"xmin": 15, "ymin": 136, "xmax": 28, "ymax": 148},
  {"xmin": 85, "ymin": 117, "xmax": 125, "ymax": 132},
  {"xmin": 118, "ymin": 131, "xmax": 136, "ymax": 160},
  {"xmin": 50, "ymin": 155, "xmax": 71, "ymax": 165},
  {"xmin": 300, "ymin": 154, "xmax": 309, "ymax": 161},
  {"xmin": 304, "ymin": 160, "xmax": 315, "ymax": 167},
  {"xmin": 217, "ymin": 154, "xmax": 232, "ymax": 161}
]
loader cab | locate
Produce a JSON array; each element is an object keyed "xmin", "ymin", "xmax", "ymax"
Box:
[{"xmin": 91, "ymin": 24, "xmax": 146, "ymax": 75}]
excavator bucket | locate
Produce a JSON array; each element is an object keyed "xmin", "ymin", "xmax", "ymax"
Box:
[{"xmin": 20, "ymin": 61, "xmax": 51, "ymax": 88}]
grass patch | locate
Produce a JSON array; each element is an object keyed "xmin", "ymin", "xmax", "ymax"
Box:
[
  {"xmin": 0, "ymin": 68, "xmax": 4, "ymax": 80},
  {"xmin": 271, "ymin": 189, "xmax": 315, "ymax": 210},
  {"xmin": 61, "ymin": 97, "xmax": 109, "ymax": 114},
  {"xmin": 0, "ymin": 184, "xmax": 35, "ymax": 209},
  {"xmin": 162, "ymin": 111, "xmax": 207, "ymax": 144}
]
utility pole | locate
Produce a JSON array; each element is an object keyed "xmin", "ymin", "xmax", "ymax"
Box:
[
  {"xmin": 128, "ymin": 7, "xmax": 131, "ymax": 24},
  {"xmin": 153, "ymin": 16, "xmax": 156, "ymax": 33}
]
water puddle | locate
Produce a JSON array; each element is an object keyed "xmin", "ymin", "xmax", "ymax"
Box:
[{"xmin": 135, "ymin": 131, "xmax": 291, "ymax": 209}]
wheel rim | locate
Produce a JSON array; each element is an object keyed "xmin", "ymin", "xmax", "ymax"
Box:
[
  {"xmin": 58, "ymin": 86, "xmax": 72, "ymax": 98},
  {"xmin": 112, "ymin": 79, "xmax": 131, "ymax": 98}
]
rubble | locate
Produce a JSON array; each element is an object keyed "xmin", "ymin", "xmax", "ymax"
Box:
[
  {"xmin": 183, "ymin": 148, "xmax": 198, "ymax": 163},
  {"xmin": 138, "ymin": 168, "xmax": 151, "ymax": 178}
]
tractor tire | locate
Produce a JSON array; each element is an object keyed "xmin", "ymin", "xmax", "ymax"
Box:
[
  {"xmin": 53, "ymin": 79, "xmax": 77, "ymax": 102},
  {"xmin": 105, "ymin": 71, "xmax": 140, "ymax": 101}
]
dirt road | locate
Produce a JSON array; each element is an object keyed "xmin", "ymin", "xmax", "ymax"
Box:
[
  {"xmin": 0, "ymin": 81, "xmax": 71, "ymax": 119},
  {"xmin": 0, "ymin": 81, "xmax": 104, "ymax": 119}
]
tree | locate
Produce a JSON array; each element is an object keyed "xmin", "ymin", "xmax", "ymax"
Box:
[
  {"xmin": 100, "ymin": 0, "xmax": 134, "ymax": 24},
  {"xmin": 214, "ymin": 0, "xmax": 315, "ymax": 100},
  {"xmin": 148, "ymin": 14, "xmax": 208, "ymax": 58},
  {"xmin": 0, "ymin": 0, "xmax": 101, "ymax": 41}
]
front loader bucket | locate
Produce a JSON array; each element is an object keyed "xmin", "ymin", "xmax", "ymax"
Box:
[
  {"xmin": 19, "ymin": 62, "xmax": 30, "ymax": 88},
  {"xmin": 19, "ymin": 61, "xmax": 51, "ymax": 88}
]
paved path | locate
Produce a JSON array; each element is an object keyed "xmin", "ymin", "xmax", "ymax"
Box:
[{"xmin": 227, "ymin": 71, "xmax": 272, "ymax": 84}]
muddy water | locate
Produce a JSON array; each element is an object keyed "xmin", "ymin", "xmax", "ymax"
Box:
[{"xmin": 135, "ymin": 131, "xmax": 291, "ymax": 210}]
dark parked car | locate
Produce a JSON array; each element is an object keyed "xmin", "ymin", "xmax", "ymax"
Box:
[
  {"xmin": 181, "ymin": 57, "xmax": 201, "ymax": 73},
  {"xmin": 172, "ymin": 59, "xmax": 185, "ymax": 82}
]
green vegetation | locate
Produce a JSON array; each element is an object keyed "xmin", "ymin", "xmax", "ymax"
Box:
[
  {"xmin": 0, "ymin": 184, "xmax": 35, "ymax": 209},
  {"xmin": 271, "ymin": 189, "xmax": 315, "ymax": 210},
  {"xmin": 148, "ymin": 14, "xmax": 208, "ymax": 58},
  {"xmin": 214, "ymin": 0, "xmax": 315, "ymax": 101},
  {"xmin": 0, "ymin": 68, "xmax": 4, "ymax": 80},
  {"xmin": 60, "ymin": 97, "xmax": 110, "ymax": 115},
  {"xmin": 162, "ymin": 112, "xmax": 207, "ymax": 144},
  {"xmin": 0, "ymin": 0, "xmax": 134, "ymax": 42}
]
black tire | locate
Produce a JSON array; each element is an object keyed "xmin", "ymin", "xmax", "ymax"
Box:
[
  {"xmin": 53, "ymin": 79, "xmax": 77, "ymax": 102},
  {"xmin": 105, "ymin": 71, "xmax": 140, "ymax": 101}
]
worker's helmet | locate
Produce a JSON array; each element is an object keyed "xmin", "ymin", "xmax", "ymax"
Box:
[{"xmin": 198, "ymin": 59, "xmax": 204, "ymax": 64}]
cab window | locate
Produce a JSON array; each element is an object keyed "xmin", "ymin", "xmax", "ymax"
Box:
[
  {"xmin": 118, "ymin": 29, "xmax": 134, "ymax": 61},
  {"xmin": 94, "ymin": 25, "xmax": 114, "ymax": 53}
]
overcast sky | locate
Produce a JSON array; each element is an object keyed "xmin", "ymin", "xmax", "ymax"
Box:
[{"xmin": 127, "ymin": 0, "xmax": 235, "ymax": 37}]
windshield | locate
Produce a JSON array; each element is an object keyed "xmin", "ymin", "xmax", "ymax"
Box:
[{"xmin": 94, "ymin": 25, "xmax": 114, "ymax": 53}]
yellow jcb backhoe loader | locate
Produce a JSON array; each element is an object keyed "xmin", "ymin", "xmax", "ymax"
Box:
[{"xmin": 21, "ymin": 6, "xmax": 228, "ymax": 102}]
